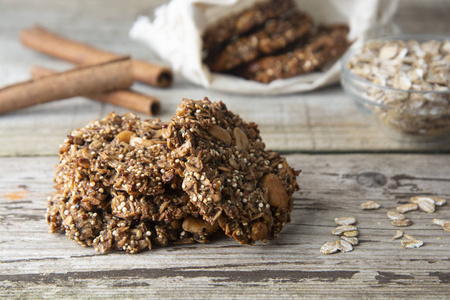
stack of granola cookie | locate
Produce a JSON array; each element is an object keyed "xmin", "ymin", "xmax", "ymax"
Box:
[{"xmin": 202, "ymin": 0, "xmax": 351, "ymax": 83}]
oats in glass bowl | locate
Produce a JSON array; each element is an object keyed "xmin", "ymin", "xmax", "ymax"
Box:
[{"xmin": 341, "ymin": 35, "xmax": 450, "ymax": 143}]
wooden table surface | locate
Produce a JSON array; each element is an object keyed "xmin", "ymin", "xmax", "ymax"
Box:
[{"xmin": 1, "ymin": 0, "xmax": 449, "ymax": 298}]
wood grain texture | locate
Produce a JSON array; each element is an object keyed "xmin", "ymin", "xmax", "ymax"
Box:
[
  {"xmin": 1, "ymin": 155, "xmax": 449, "ymax": 298},
  {"xmin": 0, "ymin": 0, "xmax": 449, "ymax": 156}
]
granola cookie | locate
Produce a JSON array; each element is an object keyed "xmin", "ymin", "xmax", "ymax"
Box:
[
  {"xmin": 206, "ymin": 11, "xmax": 313, "ymax": 72},
  {"xmin": 202, "ymin": 0, "xmax": 295, "ymax": 54},
  {"xmin": 162, "ymin": 98, "xmax": 299, "ymax": 244},
  {"xmin": 46, "ymin": 112, "xmax": 215, "ymax": 253},
  {"xmin": 47, "ymin": 99, "xmax": 300, "ymax": 252},
  {"xmin": 240, "ymin": 24, "xmax": 351, "ymax": 83}
]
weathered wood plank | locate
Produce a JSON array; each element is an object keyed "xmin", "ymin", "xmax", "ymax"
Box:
[
  {"xmin": 1, "ymin": 0, "xmax": 450, "ymax": 156},
  {"xmin": 1, "ymin": 155, "xmax": 449, "ymax": 298}
]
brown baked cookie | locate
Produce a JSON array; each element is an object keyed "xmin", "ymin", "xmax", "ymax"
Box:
[
  {"xmin": 46, "ymin": 112, "xmax": 217, "ymax": 253},
  {"xmin": 206, "ymin": 11, "xmax": 313, "ymax": 72},
  {"xmin": 47, "ymin": 191, "xmax": 207, "ymax": 253},
  {"xmin": 240, "ymin": 24, "xmax": 351, "ymax": 83},
  {"xmin": 202, "ymin": 0, "xmax": 295, "ymax": 54},
  {"xmin": 47, "ymin": 102, "xmax": 300, "ymax": 252},
  {"xmin": 162, "ymin": 98, "xmax": 299, "ymax": 245}
]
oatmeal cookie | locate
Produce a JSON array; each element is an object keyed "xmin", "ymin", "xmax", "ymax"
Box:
[
  {"xmin": 47, "ymin": 112, "xmax": 216, "ymax": 253},
  {"xmin": 47, "ymin": 99, "xmax": 300, "ymax": 252},
  {"xmin": 162, "ymin": 98, "xmax": 299, "ymax": 244}
]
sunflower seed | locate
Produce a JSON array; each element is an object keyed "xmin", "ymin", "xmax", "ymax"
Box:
[
  {"xmin": 360, "ymin": 201, "xmax": 381, "ymax": 210},
  {"xmin": 391, "ymin": 219, "xmax": 413, "ymax": 227},
  {"xmin": 396, "ymin": 203, "xmax": 418, "ymax": 213},
  {"xmin": 387, "ymin": 211, "xmax": 406, "ymax": 221},
  {"xmin": 334, "ymin": 216, "xmax": 356, "ymax": 226}
]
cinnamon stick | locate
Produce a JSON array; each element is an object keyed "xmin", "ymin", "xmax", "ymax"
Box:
[
  {"xmin": 20, "ymin": 25, "xmax": 173, "ymax": 88},
  {"xmin": 31, "ymin": 66, "xmax": 160, "ymax": 116},
  {"xmin": 0, "ymin": 57, "xmax": 133, "ymax": 115}
]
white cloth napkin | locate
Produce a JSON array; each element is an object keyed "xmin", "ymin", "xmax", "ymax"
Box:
[{"xmin": 130, "ymin": 0, "xmax": 399, "ymax": 95}]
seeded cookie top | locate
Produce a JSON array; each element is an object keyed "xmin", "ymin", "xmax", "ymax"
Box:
[{"xmin": 162, "ymin": 98, "xmax": 299, "ymax": 244}]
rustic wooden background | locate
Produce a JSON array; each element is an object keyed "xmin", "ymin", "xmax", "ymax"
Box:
[
  {"xmin": 0, "ymin": 0, "xmax": 449, "ymax": 155},
  {"xmin": 1, "ymin": 0, "xmax": 449, "ymax": 298}
]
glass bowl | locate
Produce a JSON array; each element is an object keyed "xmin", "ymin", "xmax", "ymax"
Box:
[{"xmin": 341, "ymin": 35, "xmax": 450, "ymax": 144}]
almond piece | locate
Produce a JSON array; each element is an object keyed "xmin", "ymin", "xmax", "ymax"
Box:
[
  {"xmin": 182, "ymin": 217, "xmax": 217, "ymax": 234},
  {"xmin": 261, "ymin": 173, "xmax": 289, "ymax": 209},
  {"xmin": 208, "ymin": 125, "xmax": 232, "ymax": 145},
  {"xmin": 251, "ymin": 221, "xmax": 269, "ymax": 241},
  {"xmin": 233, "ymin": 127, "xmax": 249, "ymax": 150},
  {"xmin": 114, "ymin": 130, "xmax": 136, "ymax": 144}
]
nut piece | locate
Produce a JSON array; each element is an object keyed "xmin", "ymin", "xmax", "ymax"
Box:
[
  {"xmin": 251, "ymin": 221, "xmax": 269, "ymax": 242},
  {"xmin": 360, "ymin": 201, "xmax": 381, "ymax": 210},
  {"xmin": 261, "ymin": 173, "xmax": 289, "ymax": 209},
  {"xmin": 341, "ymin": 236, "xmax": 359, "ymax": 246},
  {"xmin": 320, "ymin": 241, "xmax": 339, "ymax": 255},
  {"xmin": 233, "ymin": 127, "xmax": 249, "ymax": 150},
  {"xmin": 391, "ymin": 219, "xmax": 413, "ymax": 227},
  {"xmin": 331, "ymin": 225, "xmax": 358, "ymax": 235},
  {"xmin": 334, "ymin": 216, "xmax": 356, "ymax": 226},
  {"xmin": 114, "ymin": 130, "xmax": 136, "ymax": 144},
  {"xmin": 396, "ymin": 203, "xmax": 418, "ymax": 213},
  {"xmin": 392, "ymin": 230, "xmax": 404, "ymax": 240},
  {"xmin": 387, "ymin": 211, "xmax": 406, "ymax": 221},
  {"xmin": 182, "ymin": 217, "xmax": 217, "ymax": 235},
  {"xmin": 130, "ymin": 137, "xmax": 161, "ymax": 147},
  {"xmin": 208, "ymin": 125, "xmax": 232, "ymax": 145}
]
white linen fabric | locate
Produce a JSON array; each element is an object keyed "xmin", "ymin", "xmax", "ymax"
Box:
[{"xmin": 130, "ymin": 0, "xmax": 398, "ymax": 94}]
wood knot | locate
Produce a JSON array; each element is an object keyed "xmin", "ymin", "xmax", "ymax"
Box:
[{"xmin": 356, "ymin": 172, "xmax": 387, "ymax": 187}]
